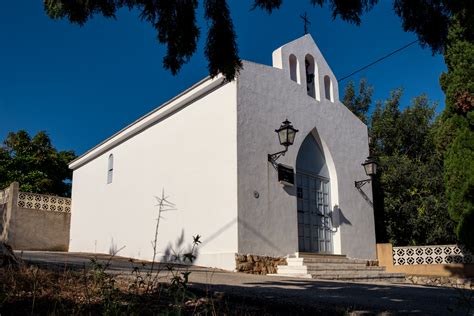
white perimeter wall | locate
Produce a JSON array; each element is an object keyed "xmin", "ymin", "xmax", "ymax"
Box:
[{"xmin": 70, "ymin": 81, "xmax": 238, "ymax": 270}]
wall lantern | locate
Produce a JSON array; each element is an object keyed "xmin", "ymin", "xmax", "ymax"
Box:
[
  {"xmin": 268, "ymin": 119, "xmax": 299, "ymax": 164},
  {"xmin": 355, "ymin": 156, "xmax": 378, "ymax": 190}
]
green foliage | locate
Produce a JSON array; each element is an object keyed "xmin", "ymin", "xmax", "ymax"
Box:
[
  {"xmin": 204, "ymin": 0, "xmax": 242, "ymax": 80},
  {"xmin": 342, "ymin": 78, "xmax": 373, "ymax": 124},
  {"xmin": 341, "ymin": 80, "xmax": 458, "ymax": 246},
  {"xmin": 443, "ymin": 126, "xmax": 474, "ymax": 250},
  {"xmin": 341, "ymin": 82, "xmax": 458, "ymax": 246},
  {"xmin": 439, "ymin": 14, "xmax": 474, "ymax": 117},
  {"xmin": 0, "ymin": 130, "xmax": 76, "ymax": 197},
  {"xmin": 89, "ymin": 258, "xmax": 122, "ymax": 316},
  {"xmin": 369, "ymin": 90, "xmax": 456, "ymax": 246},
  {"xmin": 43, "ymin": 0, "xmax": 241, "ymax": 81},
  {"xmin": 435, "ymin": 12, "xmax": 474, "ymax": 251},
  {"xmin": 42, "ymin": 0, "xmax": 473, "ymax": 80}
]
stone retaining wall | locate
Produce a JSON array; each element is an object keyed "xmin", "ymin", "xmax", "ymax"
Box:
[
  {"xmin": 235, "ymin": 253, "xmax": 287, "ymax": 274},
  {"xmin": 406, "ymin": 275, "xmax": 473, "ymax": 289}
]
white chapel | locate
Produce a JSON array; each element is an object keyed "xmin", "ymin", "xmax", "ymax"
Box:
[{"xmin": 69, "ymin": 35, "xmax": 377, "ymax": 271}]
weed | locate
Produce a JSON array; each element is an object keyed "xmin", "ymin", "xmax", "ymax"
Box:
[
  {"xmin": 0, "ymin": 190, "xmax": 212, "ymax": 315},
  {"xmin": 87, "ymin": 245, "xmax": 126, "ymax": 315}
]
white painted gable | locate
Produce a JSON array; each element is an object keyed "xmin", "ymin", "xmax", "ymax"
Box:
[{"xmin": 271, "ymin": 34, "xmax": 339, "ymax": 103}]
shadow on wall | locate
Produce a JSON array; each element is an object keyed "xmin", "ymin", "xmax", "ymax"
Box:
[
  {"xmin": 238, "ymin": 217, "xmax": 281, "ymax": 252},
  {"xmin": 195, "ymin": 216, "xmax": 282, "ymax": 254},
  {"xmin": 356, "ymin": 187, "xmax": 373, "ymax": 207},
  {"xmin": 162, "ymin": 229, "xmax": 187, "ymax": 262},
  {"xmin": 161, "ymin": 229, "xmax": 203, "ymax": 265},
  {"xmin": 331, "ymin": 205, "xmax": 352, "ymax": 229},
  {"xmin": 444, "ymin": 263, "xmax": 474, "ymax": 278},
  {"xmin": 283, "ymin": 185, "xmax": 296, "ymax": 196}
]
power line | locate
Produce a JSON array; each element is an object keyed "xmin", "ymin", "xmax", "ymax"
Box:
[{"xmin": 338, "ymin": 39, "xmax": 419, "ymax": 82}]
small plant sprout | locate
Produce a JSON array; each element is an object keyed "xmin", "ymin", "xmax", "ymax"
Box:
[{"xmin": 150, "ymin": 189, "xmax": 177, "ymax": 275}]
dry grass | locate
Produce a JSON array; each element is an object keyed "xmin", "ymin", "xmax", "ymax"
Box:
[
  {"xmin": 0, "ymin": 263, "xmax": 328, "ymax": 315},
  {"xmin": 0, "ymin": 263, "xmax": 217, "ymax": 315}
]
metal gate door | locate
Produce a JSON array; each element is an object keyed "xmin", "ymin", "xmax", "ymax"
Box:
[{"xmin": 296, "ymin": 171, "xmax": 332, "ymax": 253}]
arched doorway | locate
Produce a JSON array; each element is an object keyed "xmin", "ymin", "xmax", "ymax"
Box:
[{"xmin": 296, "ymin": 132, "xmax": 333, "ymax": 253}]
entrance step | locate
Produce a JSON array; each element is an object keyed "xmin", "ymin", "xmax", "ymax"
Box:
[
  {"xmin": 287, "ymin": 257, "xmax": 368, "ymax": 265},
  {"xmin": 294, "ymin": 252, "xmax": 347, "ymax": 259},
  {"xmin": 273, "ymin": 253, "xmax": 406, "ymax": 283},
  {"xmin": 306, "ymin": 266, "xmax": 385, "ymax": 272},
  {"xmin": 316, "ymin": 273, "xmax": 406, "ymax": 282}
]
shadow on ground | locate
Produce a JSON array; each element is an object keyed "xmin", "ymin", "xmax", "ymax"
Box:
[{"xmin": 18, "ymin": 251, "xmax": 474, "ymax": 315}]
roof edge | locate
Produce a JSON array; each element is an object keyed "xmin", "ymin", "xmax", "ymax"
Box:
[{"xmin": 69, "ymin": 74, "xmax": 226, "ymax": 170}]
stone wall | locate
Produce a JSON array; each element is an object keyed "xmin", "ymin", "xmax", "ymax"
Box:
[
  {"xmin": 235, "ymin": 253, "xmax": 287, "ymax": 274},
  {"xmin": 406, "ymin": 275, "xmax": 473, "ymax": 289},
  {"xmin": 0, "ymin": 183, "xmax": 71, "ymax": 251}
]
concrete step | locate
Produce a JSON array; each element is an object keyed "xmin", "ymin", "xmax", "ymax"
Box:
[
  {"xmin": 278, "ymin": 265, "xmax": 384, "ymax": 274},
  {"xmin": 267, "ymin": 273, "xmax": 312, "ymax": 279},
  {"xmin": 286, "ymin": 260, "xmax": 381, "ymax": 270},
  {"xmin": 287, "ymin": 257, "xmax": 368, "ymax": 265},
  {"xmin": 305, "ymin": 266, "xmax": 385, "ymax": 272},
  {"xmin": 272, "ymin": 252, "xmax": 405, "ymax": 283},
  {"xmin": 287, "ymin": 260, "xmax": 368, "ymax": 268},
  {"xmin": 314, "ymin": 273, "xmax": 406, "ymax": 283},
  {"xmin": 273, "ymin": 267, "xmax": 405, "ymax": 283},
  {"xmin": 310, "ymin": 269, "xmax": 388, "ymax": 277},
  {"xmin": 277, "ymin": 265, "xmax": 308, "ymax": 274},
  {"xmin": 295, "ymin": 252, "xmax": 347, "ymax": 259}
]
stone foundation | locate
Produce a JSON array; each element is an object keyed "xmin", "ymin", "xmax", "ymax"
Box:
[
  {"xmin": 235, "ymin": 254, "xmax": 287, "ymax": 275},
  {"xmin": 406, "ymin": 275, "xmax": 473, "ymax": 289}
]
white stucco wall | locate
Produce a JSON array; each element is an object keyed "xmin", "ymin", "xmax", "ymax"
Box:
[
  {"xmin": 236, "ymin": 35, "xmax": 376, "ymax": 260},
  {"xmin": 70, "ymin": 35, "xmax": 377, "ymax": 271},
  {"xmin": 70, "ymin": 80, "xmax": 239, "ymax": 270}
]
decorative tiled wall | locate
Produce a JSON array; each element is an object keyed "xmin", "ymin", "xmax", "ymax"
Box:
[
  {"xmin": 17, "ymin": 192, "xmax": 71, "ymax": 213},
  {"xmin": 393, "ymin": 245, "xmax": 473, "ymax": 265}
]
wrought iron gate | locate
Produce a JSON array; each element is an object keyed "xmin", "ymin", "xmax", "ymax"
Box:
[{"xmin": 296, "ymin": 171, "xmax": 332, "ymax": 253}]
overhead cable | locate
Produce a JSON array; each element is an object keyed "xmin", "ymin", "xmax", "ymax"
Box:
[{"xmin": 338, "ymin": 39, "xmax": 419, "ymax": 82}]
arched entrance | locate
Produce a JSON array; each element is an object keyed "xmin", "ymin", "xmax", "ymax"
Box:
[{"xmin": 296, "ymin": 132, "xmax": 333, "ymax": 253}]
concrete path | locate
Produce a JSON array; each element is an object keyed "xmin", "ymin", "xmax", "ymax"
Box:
[{"xmin": 17, "ymin": 251, "xmax": 473, "ymax": 315}]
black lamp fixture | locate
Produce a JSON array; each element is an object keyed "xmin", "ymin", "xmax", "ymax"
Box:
[
  {"xmin": 268, "ymin": 119, "xmax": 299, "ymax": 164},
  {"xmin": 355, "ymin": 156, "xmax": 378, "ymax": 190}
]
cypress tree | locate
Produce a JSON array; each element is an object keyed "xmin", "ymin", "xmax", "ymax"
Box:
[{"xmin": 437, "ymin": 11, "xmax": 474, "ymax": 251}]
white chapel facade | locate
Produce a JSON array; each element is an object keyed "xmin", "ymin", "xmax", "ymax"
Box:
[{"xmin": 69, "ymin": 35, "xmax": 376, "ymax": 270}]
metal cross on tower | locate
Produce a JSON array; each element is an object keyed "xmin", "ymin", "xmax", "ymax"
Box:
[{"xmin": 299, "ymin": 12, "xmax": 311, "ymax": 35}]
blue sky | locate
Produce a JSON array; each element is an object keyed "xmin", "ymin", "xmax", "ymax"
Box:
[{"xmin": 0, "ymin": 1, "xmax": 446, "ymax": 155}]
